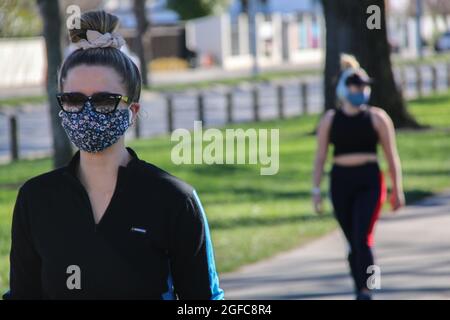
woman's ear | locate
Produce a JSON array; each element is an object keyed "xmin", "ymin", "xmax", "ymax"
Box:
[{"xmin": 129, "ymin": 102, "xmax": 140, "ymax": 125}]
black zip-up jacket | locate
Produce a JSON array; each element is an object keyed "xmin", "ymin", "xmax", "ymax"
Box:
[{"xmin": 3, "ymin": 147, "xmax": 224, "ymax": 300}]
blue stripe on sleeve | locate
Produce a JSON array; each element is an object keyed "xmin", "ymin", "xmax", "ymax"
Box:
[
  {"xmin": 192, "ymin": 189, "xmax": 225, "ymax": 300},
  {"xmin": 161, "ymin": 261, "xmax": 176, "ymax": 300}
]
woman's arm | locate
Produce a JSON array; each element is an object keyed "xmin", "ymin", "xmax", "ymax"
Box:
[
  {"xmin": 312, "ymin": 110, "xmax": 334, "ymax": 214},
  {"xmin": 169, "ymin": 190, "xmax": 224, "ymax": 300},
  {"xmin": 372, "ymin": 107, "xmax": 405, "ymax": 211},
  {"xmin": 5, "ymin": 185, "xmax": 43, "ymax": 300}
]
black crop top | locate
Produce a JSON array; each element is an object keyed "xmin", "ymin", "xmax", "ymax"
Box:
[{"xmin": 329, "ymin": 108, "xmax": 379, "ymax": 156}]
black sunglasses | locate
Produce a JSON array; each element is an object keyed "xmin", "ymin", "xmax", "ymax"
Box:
[{"xmin": 56, "ymin": 92, "xmax": 130, "ymax": 114}]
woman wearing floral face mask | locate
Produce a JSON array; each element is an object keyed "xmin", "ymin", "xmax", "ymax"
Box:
[
  {"xmin": 4, "ymin": 10, "xmax": 224, "ymax": 300},
  {"xmin": 312, "ymin": 54, "xmax": 405, "ymax": 300}
]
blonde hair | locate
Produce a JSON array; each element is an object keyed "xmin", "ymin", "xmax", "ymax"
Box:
[{"xmin": 340, "ymin": 53, "xmax": 360, "ymax": 71}]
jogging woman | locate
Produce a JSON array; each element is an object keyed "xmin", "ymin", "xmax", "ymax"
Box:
[
  {"xmin": 4, "ymin": 10, "xmax": 224, "ymax": 300},
  {"xmin": 312, "ymin": 54, "xmax": 405, "ymax": 300}
]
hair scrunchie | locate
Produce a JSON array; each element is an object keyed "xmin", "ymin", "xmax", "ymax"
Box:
[{"xmin": 74, "ymin": 30, "xmax": 125, "ymax": 50}]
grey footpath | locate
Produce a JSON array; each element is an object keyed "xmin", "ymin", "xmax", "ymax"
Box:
[{"xmin": 221, "ymin": 191, "xmax": 450, "ymax": 300}]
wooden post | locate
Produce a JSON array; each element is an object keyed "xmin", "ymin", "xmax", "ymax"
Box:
[
  {"xmin": 277, "ymin": 84, "xmax": 285, "ymax": 119},
  {"xmin": 431, "ymin": 65, "xmax": 438, "ymax": 93},
  {"xmin": 133, "ymin": 114, "xmax": 141, "ymax": 138},
  {"xmin": 9, "ymin": 114, "xmax": 19, "ymax": 161},
  {"xmin": 226, "ymin": 91, "xmax": 233, "ymax": 123},
  {"xmin": 166, "ymin": 94, "xmax": 174, "ymax": 133},
  {"xmin": 300, "ymin": 82, "xmax": 308, "ymax": 114},
  {"xmin": 447, "ymin": 63, "xmax": 450, "ymax": 89},
  {"xmin": 415, "ymin": 66, "xmax": 422, "ymax": 98},
  {"xmin": 252, "ymin": 86, "xmax": 260, "ymax": 121},
  {"xmin": 400, "ymin": 67, "xmax": 407, "ymax": 91},
  {"xmin": 197, "ymin": 92, "xmax": 205, "ymax": 125}
]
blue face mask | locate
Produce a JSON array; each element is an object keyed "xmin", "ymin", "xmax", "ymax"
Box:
[
  {"xmin": 59, "ymin": 101, "xmax": 132, "ymax": 153},
  {"xmin": 346, "ymin": 91, "xmax": 370, "ymax": 107}
]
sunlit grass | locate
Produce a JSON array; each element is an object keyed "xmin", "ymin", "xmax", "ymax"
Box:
[{"xmin": 0, "ymin": 91, "xmax": 449, "ymax": 294}]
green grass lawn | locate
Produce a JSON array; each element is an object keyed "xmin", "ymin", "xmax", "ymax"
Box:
[{"xmin": 0, "ymin": 92, "xmax": 449, "ymax": 295}]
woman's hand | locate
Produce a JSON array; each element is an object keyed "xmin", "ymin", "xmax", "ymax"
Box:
[
  {"xmin": 390, "ymin": 189, "xmax": 405, "ymax": 212},
  {"xmin": 313, "ymin": 193, "xmax": 323, "ymax": 215}
]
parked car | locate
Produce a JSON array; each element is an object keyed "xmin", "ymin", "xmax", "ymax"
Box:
[{"xmin": 434, "ymin": 31, "xmax": 450, "ymax": 52}]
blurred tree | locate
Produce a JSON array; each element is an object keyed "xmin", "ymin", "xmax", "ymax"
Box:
[
  {"xmin": 167, "ymin": 0, "xmax": 229, "ymax": 20},
  {"xmin": 239, "ymin": 0, "xmax": 249, "ymax": 14},
  {"xmin": 0, "ymin": 0, "xmax": 42, "ymax": 37},
  {"xmin": 426, "ymin": 0, "xmax": 450, "ymax": 29},
  {"xmin": 133, "ymin": 0, "xmax": 150, "ymax": 87},
  {"xmin": 322, "ymin": 0, "xmax": 420, "ymax": 128},
  {"xmin": 37, "ymin": 0, "xmax": 73, "ymax": 168},
  {"xmin": 238, "ymin": 0, "xmax": 269, "ymax": 15}
]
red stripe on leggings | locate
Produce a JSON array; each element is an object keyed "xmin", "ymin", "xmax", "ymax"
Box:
[{"xmin": 366, "ymin": 171, "xmax": 387, "ymax": 247}]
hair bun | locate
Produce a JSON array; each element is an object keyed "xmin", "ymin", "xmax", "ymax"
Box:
[{"xmin": 69, "ymin": 10, "xmax": 125, "ymax": 49}]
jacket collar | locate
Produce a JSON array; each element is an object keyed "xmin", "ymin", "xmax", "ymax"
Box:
[{"xmin": 64, "ymin": 147, "xmax": 140, "ymax": 178}]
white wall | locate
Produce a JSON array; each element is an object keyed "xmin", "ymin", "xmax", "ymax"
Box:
[
  {"xmin": 254, "ymin": 13, "xmax": 283, "ymax": 67},
  {"xmin": 388, "ymin": 14, "xmax": 450, "ymax": 57},
  {"xmin": 186, "ymin": 15, "xmax": 225, "ymax": 65},
  {"xmin": 187, "ymin": 13, "xmax": 300, "ymax": 70},
  {"xmin": 0, "ymin": 37, "xmax": 45, "ymax": 88}
]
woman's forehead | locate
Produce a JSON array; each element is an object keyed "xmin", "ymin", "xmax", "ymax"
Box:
[{"xmin": 63, "ymin": 65, "xmax": 125, "ymax": 95}]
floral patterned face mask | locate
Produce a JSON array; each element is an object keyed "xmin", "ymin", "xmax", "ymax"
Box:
[{"xmin": 59, "ymin": 101, "xmax": 132, "ymax": 153}]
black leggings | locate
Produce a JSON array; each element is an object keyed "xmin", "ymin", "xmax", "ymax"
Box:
[{"xmin": 330, "ymin": 162, "xmax": 386, "ymax": 291}]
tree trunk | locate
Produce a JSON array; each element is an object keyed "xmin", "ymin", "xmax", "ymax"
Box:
[
  {"xmin": 37, "ymin": 0, "xmax": 73, "ymax": 168},
  {"xmin": 441, "ymin": 14, "xmax": 450, "ymax": 29},
  {"xmin": 133, "ymin": 0, "xmax": 151, "ymax": 87},
  {"xmin": 322, "ymin": 0, "xmax": 420, "ymax": 128},
  {"xmin": 240, "ymin": 0, "xmax": 249, "ymax": 14}
]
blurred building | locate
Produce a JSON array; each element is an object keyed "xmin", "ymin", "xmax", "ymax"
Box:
[
  {"xmin": 387, "ymin": 0, "xmax": 450, "ymax": 57},
  {"xmin": 103, "ymin": 0, "xmax": 189, "ymax": 65},
  {"xmin": 105, "ymin": 0, "xmax": 324, "ymax": 69},
  {"xmin": 2, "ymin": 0, "xmax": 450, "ymax": 88},
  {"xmin": 186, "ymin": 0, "xmax": 323, "ymax": 69},
  {"xmin": 103, "ymin": 0, "xmax": 179, "ymax": 26}
]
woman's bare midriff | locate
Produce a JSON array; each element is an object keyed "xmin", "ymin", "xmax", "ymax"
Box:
[{"xmin": 333, "ymin": 153, "xmax": 378, "ymax": 166}]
